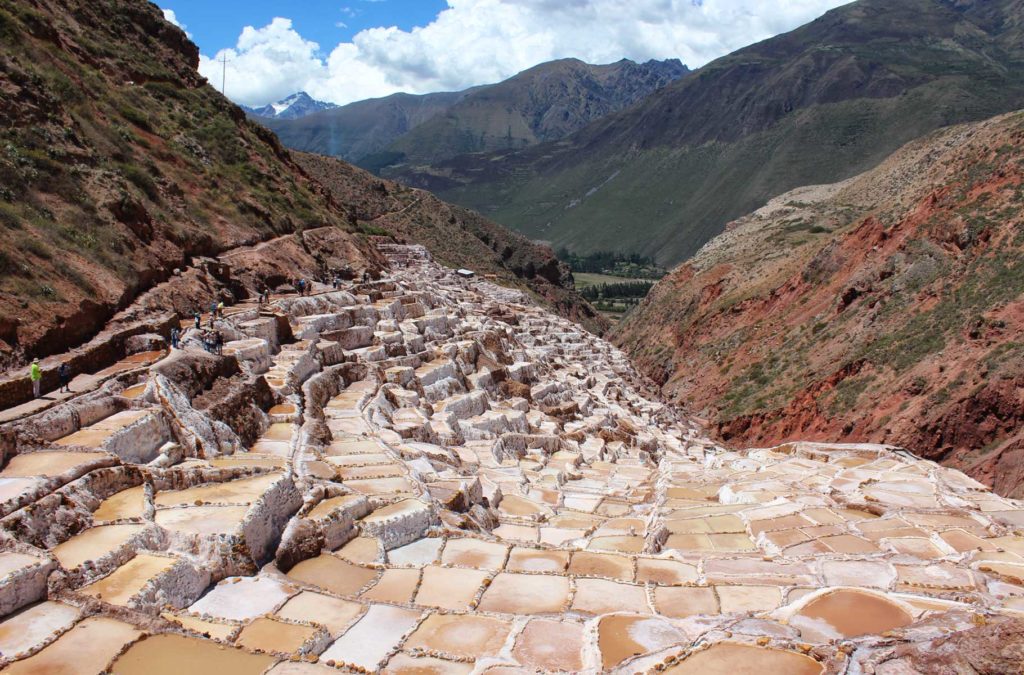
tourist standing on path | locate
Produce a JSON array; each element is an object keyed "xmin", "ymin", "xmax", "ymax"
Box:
[
  {"xmin": 170, "ymin": 327, "xmax": 180, "ymax": 349},
  {"xmin": 58, "ymin": 362, "xmax": 71, "ymax": 393},
  {"xmin": 214, "ymin": 330, "xmax": 224, "ymax": 355},
  {"xmin": 30, "ymin": 359, "xmax": 42, "ymax": 399},
  {"xmin": 194, "ymin": 312, "xmax": 201, "ymax": 330}
]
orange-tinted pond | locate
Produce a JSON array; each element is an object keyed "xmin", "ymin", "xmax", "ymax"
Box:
[
  {"xmin": 110, "ymin": 633, "xmax": 275, "ymax": 675},
  {"xmin": 792, "ymin": 589, "xmax": 913, "ymax": 638},
  {"xmin": 666, "ymin": 642, "xmax": 823, "ymax": 675}
]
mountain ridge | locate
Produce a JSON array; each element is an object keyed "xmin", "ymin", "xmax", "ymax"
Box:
[
  {"xmin": 388, "ymin": 0, "xmax": 1024, "ymax": 265},
  {"xmin": 263, "ymin": 57, "xmax": 687, "ymax": 169}
]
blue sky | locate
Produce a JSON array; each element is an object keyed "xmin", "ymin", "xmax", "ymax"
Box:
[
  {"xmin": 160, "ymin": 0, "xmax": 447, "ymax": 60},
  {"xmin": 158, "ymin": 0, "xmax": 850, "ymax": 108}
]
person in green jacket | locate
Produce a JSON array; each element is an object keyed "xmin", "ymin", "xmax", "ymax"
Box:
[{"xmin": 30, "ymin": 358, "xmax": 42, "ymax": 399}]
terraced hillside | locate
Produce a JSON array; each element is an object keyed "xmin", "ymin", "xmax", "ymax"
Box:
[
  {"xmin": 615, "ymin": 110, "xmax": 1024, "ymax": 497},
  {"xmin": 1, "ymin": 243, "xmax": 1023, "ymax": 673},
  {"xmin": 294, "ymin": 152, "xmax": 608, "ymax": 335},
  {"xmin": 390, "ymin": 0, "xmax": 1024, "ymax": 265}
]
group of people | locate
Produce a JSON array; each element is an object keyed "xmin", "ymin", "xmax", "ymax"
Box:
[
  {"xmin": 28, "ymin": 359, "xmax": 72, "ymax": 399},
  {"xmin": 294, "ymin": 278, "xmax": 311, "ymax": 296},
  {"xmin": 200, "ymin": 329, "xmax": 224, "ymax": 355}
]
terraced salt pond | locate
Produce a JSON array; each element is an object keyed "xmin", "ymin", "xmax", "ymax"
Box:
[
  {"xmin": 110, "ymin": 633, "xmax": 276, "ymax": 675},
  {"xmin": 51, "ymin": 523, "xmax": 147, "ymax": 569},
  {"xmin": 79, "ymin": 553, "xmax": 176, "ymax": 606},
  {"xmin": 2, "ymin": 243, "xmax": 1024, "ymax": 673},
  {"xmin": 92, "ymin": 485, "xmax": 147, "ymax": 521},
  {"xmin": 153, "ymin": 472, "xmax": 281, "ymax": 506},
  {"xmin": 4, "ymin": 617, "xmax": 142, "ymax": 675}
]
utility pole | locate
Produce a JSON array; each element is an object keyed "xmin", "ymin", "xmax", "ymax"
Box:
[{"xmin": 217, "ymin": 54, "xmax": 230, "ymax": 96}]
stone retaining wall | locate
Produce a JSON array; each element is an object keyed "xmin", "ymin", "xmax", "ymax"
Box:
[{"xmin": 0, "ymin": 313, "xmax": 177, "ymax": 410}]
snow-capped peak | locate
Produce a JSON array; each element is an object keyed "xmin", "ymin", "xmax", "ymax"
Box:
[{"xmin": 243, "ymin": 92, "xmax": 338, "ymax": 120}]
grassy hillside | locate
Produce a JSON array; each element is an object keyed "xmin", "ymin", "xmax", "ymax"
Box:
[
  {"xmin": 0, "ymin": 0, "xmax": 605, "ymax": 368},
  {"xmin": 0, "ymin": 0, "xmax": 380, "ymax": 366},
  {"xmin": 390, "ymin": 0, "xmax": 1024, "ymax": 266},
  {"xmin": 614, "ymin": 110, "xmax": 1024, "ymax": 497}
]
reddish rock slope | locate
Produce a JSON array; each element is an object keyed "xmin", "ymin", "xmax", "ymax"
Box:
[{"xmin": 615, "ymin": 111, "xmax": 1024, "ymax": 497}]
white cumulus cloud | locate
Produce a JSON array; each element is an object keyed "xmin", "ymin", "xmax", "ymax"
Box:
[
  {"xmin": 195, "ymin": 0, "xmax": 851, "ymax": 107},
  {"xmin": 161, "ymin": 8, "xmax": 191, "ymax": 38}
]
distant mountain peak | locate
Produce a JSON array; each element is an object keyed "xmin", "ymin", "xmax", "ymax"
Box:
[{"xmin": 244, "ymin": 91, "xmax": 337, "ymax": 120}]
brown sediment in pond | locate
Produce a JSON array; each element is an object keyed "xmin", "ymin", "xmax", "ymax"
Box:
[
  {"xmin": 498, "ymin": 494, "xmax": 551, "ymax": 518},
  {"xmin": 512, "ymin": 619, "xmax": 584, "ymax": 671},
  {"xmin": 0, "ymin": 451, "xmax": 105, "ymax": 477},
  {"xmin": 93, "ymin": 486, "xmax": 147, "ymax": 521},
  {"xmin": 335, "ymin": 536, "xmax": 382, "ymax": 563},
  {"xmin": 383, "ymin": 653, "xmax": 473, "ymax": 674},
  {"xmin": 286, "ymin": 553, "xmax": 379, "ymax": 596},
  {"xmin": 477, "ymin": 573, "xmax": 569, "ymax": 614},
  {"xmin": 120, "ymin": 384, "xmax": 147, "ymax": 400},
  {"xmin": 414, "ymin": 565, "xmax": 488, "ymax": 610},
  {"xmin": 276, "ymin": 591, "xmax": 363, "ymax": 636},
  {"xmin": 665, "ymin": 642, "xmax": 823, "ymax": 675},
  {"xmin": 110, "ymin": 632, "xmax": 276, "ymax": 675},
  {"xmin": 261, "ymin": 423, "xmax": 295, "ymax": 441},
  {"xmin": 0, "ymin": 601, "xmax": 81, "ymax": 657},
  {"xmin": 405, "ymin": 613, "xmax": 511, "ymax": 659},
  {"xmin": 51, "ymin": 523, "xmax": 147, "ymax": 569},
  {"xmin": 505, "ymin": 548, "xmax": 569, "ymax": 573},
  {"xmin": 162, "ymin": 612, "xmax": 239, "ymax": 641},
  {"xmin": 597, "ymin": 615, "xmax": 687, "ymax": 669},
  {"xmin": 235, "ymin": 617, "xmax": 317, "ymax": 654},
  {"xmin": 793, "ymin": 590, "xmax": 913, "ymax": 638},
  {"xmin": 441, "ymin": 538, "xmax": 507, "ymax": 569},
  {"xmin": 569, "ymin": 551, "xmax": 633, "ymax": 580},
  {"xmin": 361, "ymin": 568, "xmax": 420, "ymax": 603}
]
